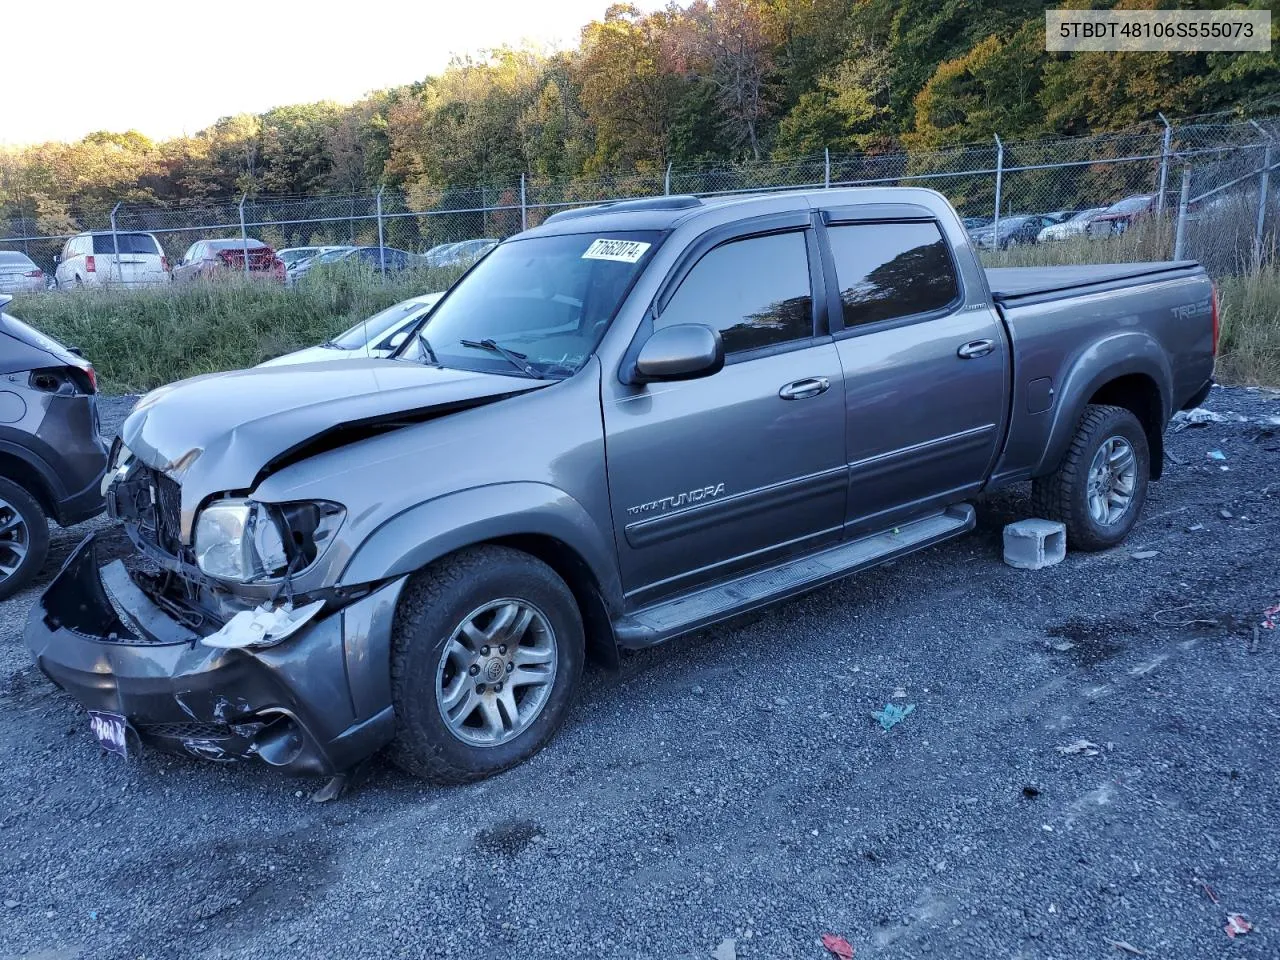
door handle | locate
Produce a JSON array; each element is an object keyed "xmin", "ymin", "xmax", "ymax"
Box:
[
  {"xmin": 778, "ymin": 377, "xmax": 830, "ymax": 400},
  {"xmin": 957, "ymin": 339, "xmax": 995, "ymax": 359}
]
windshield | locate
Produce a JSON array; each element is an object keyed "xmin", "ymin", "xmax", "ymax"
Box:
[
  {"xmin": 318, "ymin": 248, "xmax": 352, "ymax": 263},
  {"xmin": 331, "ymin": 298, "xmax": 433, "ymax": 349},
  {"xmin": 208, "ymin": 239, "xmax": 266, "ymax": 250},
  {"xmin": 1108, "ymin": 196, "xmax": 1151, "ymax": 213},
  {"xmin": 398, "ymin": 230, "xmax": 662, "ymax": 378},
  {"xmin": 278, "ymin": 249, "xmax": 314, "ymax": 266},
  {"xmin": 1070, "ymin": 208, "xmax": 1102, "ymax": 221}
]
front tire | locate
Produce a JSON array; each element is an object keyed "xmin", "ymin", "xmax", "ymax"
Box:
[
  {"xmin": 388, "ymin": 546, "xmax": 584, "ymax": 783},
  {"xmin": 0, "ymin": 478, "xmax": 50, "ymax": 600},
  {"xmin": 1031, "ymin": 404, "xmax": 1149, "ymax": 552}
]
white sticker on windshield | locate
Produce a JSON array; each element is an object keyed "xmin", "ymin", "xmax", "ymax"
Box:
[{"xmin": 582, "ymin": 239, "xmax": 651, "ymax": 263}]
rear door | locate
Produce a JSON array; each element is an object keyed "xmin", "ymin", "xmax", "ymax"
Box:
[
  {"xmin": 93, "ymin": 233, "xmax": 165, "ymax": 284},
  {"xmin": 819, "ymin": 207, "xmax": 1008, "ymax": 534},
  {"xmin": 602, "ymin": 217, "xmax": 847, "ymax": 606}
]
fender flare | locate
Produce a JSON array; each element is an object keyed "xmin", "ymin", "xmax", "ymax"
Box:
[
  {"xmin": 0, "ymin": 435, "xmax": 65, "ymax": 504},
  {"xmin": 1034, "ymin": 332, "xmax": 1171, "ymax": 478},
  {"xmin": 338, "ymin": 481, "xmax": 622, "ymax": 607}
]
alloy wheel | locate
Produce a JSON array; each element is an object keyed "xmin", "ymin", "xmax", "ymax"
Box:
[{"xmin": 435, "ymin": 598, "xmax": 558, "ymax": 747}]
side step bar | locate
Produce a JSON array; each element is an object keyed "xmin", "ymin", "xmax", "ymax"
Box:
[{"xmin": 614, "ymin": 504, "xmax": 975, "ymax": 649}]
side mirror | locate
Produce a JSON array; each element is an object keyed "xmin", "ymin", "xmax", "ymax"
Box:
[{"xmin": 632, "ymin": 323, "xmax": 724, "ymax": 383}]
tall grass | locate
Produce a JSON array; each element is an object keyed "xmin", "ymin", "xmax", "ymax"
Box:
[
  {"xmin": 8, "ymin": 229, "xmax": 1279, "ymax": 392},
  {"xmin": 1217, "ymin": 262, "xmax": 1280, "ymax": 386},
  {"xmin": 10, "ymin": 264, "xmax": 462, "ymax": 394}
]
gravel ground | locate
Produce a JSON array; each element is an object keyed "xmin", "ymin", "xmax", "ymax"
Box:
[{"xmin": 1, "ymin": 387, "xmax": 1277, "ymax": 960}]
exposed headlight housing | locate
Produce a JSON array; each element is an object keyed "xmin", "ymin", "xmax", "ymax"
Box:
[
  {"xmin": 194, "ymin": 498, "xmax": 344, "ymax": 582},
  {"xmin": 101, "ymin": 440, "xmax": 135, "ymax": 496}
]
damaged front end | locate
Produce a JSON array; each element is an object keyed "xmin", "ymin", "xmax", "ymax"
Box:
[{"xmin": 25, "ymin": 533, "xmax": 406, "ymax": 774}]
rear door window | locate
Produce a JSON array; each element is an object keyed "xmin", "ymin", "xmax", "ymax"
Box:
[
  {"xmin": 656, "ymin": 232, "xmax": 814, "ymax": 355},
  {"xmin": 827, "ymin": 222, "xmax": 959, "ymax": 329},
  {"xmin": 92, "ymin": 234, "xmax": 160, "ymax": 255}
]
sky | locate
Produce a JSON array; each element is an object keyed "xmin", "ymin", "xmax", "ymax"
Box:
[{"xmin": 5, "ymin": 0, "xmax": 657, "ymax": 147}]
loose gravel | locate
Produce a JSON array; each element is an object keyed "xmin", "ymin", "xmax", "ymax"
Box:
[{"xmin": 1, "ymin": 387, "xmax": 1277, "ymax": 960}]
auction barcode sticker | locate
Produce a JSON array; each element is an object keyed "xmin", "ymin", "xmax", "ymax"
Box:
[
  {"xmin": 583, "ymin": 239, "xmax": 652, "ymax": 263},
  {"xmin": 1046, "ymin": 10, "xmax": 1270, "ymax": 52}
]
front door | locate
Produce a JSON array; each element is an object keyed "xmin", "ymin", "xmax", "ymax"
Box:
[
  {"xmin": 820, "ymin": 214, "xmax": 1008, "ymax": 533},
  {"xmin": 603, "ymin": 227, "xmax": 847, "ymax": 606}
]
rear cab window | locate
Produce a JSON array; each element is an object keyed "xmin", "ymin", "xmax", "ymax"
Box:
[
  {"xmin": 826, "ymin": 221, "xmax": 959, "ymax": 329},
  {"xmin": 92, "ymin": 233, "xmax": 161, "ymax": 256}
]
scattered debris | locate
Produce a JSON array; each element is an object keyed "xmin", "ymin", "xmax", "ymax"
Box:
[
  {"xmin": 1171, "ymin": 407, "xmax": 1233, "ymax": 430},
  {"xmin": 1022, "ymin": 785, "xmax": 1041, "ymax": 799},
  {"xmin": 1219, "ymin": 508, "xmax": 1234, "ymax": 519},
  {"xmin": 1206, "ymin": 449, "xmax": 1228, "ymax": 461},
  {"xmin": 1203, "ymin": 883, "xmax": 1220, "ymax": 905},
  {"xmin": 711, "ymin": 938, "xmax": 737, "ymax": 960},
  {"xmin": 1262, "ymin": 602, "xmax": 1280, "ymax": 630},
  {"xmin": 1051, "ymin": 640, "xmax": 1076, "ymax": 651},
  {"xmin": 1225, "ymin": 914, "xmax": 1252, "ymax": 939},
  {"xmin": 1131, "ymin": 551, "xmax": 1159, "ymax": 560},
  {"xmin": 1165, "ymin": 448, "xmax": 1185, "ymax": 465},
  {"xmin": 821, "ymin": 933, "xmax": 855, "ymax": 959},
  {"xmin": 1106, "ymin": 938, "xmax": 1147, "ymax": 956},
  {"xmin": 3, "ymin": 899, "xmax": 17, "ymax": 909},
  {"xmin": 1152, "ymin": 603, "xmax": 1218, "ymax": 628},
  {"xmin": 1187, "ymin": 523, "xmax": 1205, "ymax": 532},
  {"xmin": 1056, "ymin": 739, "xmax": 1101, "ymax": 757},
  {"xmin": 871, "ymin": 703, "xmax": 915, "ymax": 731},
  {"xmin": 891, "ymin": 687, "xmax": 908, "ymax": 699}
]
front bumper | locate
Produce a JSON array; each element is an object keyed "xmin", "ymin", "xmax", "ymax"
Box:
[{"xmin": 25, "ymin": 534, "xmax": 406, "ymax": 776}]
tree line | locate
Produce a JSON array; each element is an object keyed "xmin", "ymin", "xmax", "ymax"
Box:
[{"xmin": 2, "ymin": 0, "xmax": 1276, "ymax": 234}]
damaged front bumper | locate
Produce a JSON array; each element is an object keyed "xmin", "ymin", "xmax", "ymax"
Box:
[{"xmin": 24, "ymin": 534, "xmax": 406, "ymax": 776}]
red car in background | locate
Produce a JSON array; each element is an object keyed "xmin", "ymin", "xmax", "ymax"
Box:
[
  {"xmin": 173, "ymin": 238, "xmax": 286, "ymax": 282},
  {"xmin": 1087, "ymin": 194, "xmax": 1156, "ymax": 237}
]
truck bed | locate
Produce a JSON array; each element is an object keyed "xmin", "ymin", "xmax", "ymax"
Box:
[{"xmin": 986, "ymin": 261, "xmax": 1203, "ymax": 304}]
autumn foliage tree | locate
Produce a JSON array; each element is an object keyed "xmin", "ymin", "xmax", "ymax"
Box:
[{"xmin": 1, "ymin": 0, "xmax": 1276, "ymax": 233}]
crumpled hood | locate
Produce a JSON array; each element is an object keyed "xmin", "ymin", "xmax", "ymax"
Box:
[{"xmin": 121, "ymin": 358, "xmax": 543, "ymax": 527}]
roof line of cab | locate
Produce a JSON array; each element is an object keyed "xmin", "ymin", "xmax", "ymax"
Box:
[{"xmin": 520, "ymin": 186, "xmax": 943, "ymax": 238}]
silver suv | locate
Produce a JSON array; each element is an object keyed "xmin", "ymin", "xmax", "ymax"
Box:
[{"xmin": 0, "ymin": 295, "xmax": 108, "ymax": 597}]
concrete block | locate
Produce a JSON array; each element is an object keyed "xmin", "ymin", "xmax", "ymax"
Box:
[{"xmin": 1003, "ymin": 519, "xmax": 1067, "ymax": 570}]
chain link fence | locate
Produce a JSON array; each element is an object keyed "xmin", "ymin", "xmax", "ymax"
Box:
[{"xmin": 3, "ymin": 114, "xmax": 1278, "ymax": 282}]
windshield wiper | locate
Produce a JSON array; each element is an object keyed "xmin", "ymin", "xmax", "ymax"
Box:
[{"xmin": 459, "ymin": 338, "xmax": 544, "ymax": 379}]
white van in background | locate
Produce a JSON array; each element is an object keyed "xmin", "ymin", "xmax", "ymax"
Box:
[{"xmin": 54, "ymin": 231, "xmax": 171, "ymax": 288}]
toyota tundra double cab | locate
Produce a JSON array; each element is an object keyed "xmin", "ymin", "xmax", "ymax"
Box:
[{"xmin": 26, "ymin": 188, "xmax": 1216, "ymax": 784}]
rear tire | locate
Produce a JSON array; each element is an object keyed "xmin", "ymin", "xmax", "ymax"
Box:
[
  {"xmin": 388, "ymin": 546, "xmax": 584, "ymax": 783},
  {"xmin": 0, "ymin": 478, "xmax": 50, "ymax": 600},
  {"xmin": 1031, "ymin": 404, "xmax": 1149, "ymax": 552}
]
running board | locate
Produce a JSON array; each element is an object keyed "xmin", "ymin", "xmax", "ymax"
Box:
[{"xmin": 614, "ymin": 504, "xmax": 975, "ymax": 649}]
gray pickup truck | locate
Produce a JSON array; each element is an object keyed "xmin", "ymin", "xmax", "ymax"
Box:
[{"xmin": 26, "ymin": 188, "xmax": 1216, "ymax": 784}]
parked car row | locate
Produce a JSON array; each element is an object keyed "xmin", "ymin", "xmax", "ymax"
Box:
[
  {"xmin": 963, "ymin": 194, "xmax": 1159, "ymax": 249},
  {"xmin": 0, "ymin": 232, "xmax": 502, "ymax": 295}
]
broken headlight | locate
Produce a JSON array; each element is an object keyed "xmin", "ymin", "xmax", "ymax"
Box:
[{"xmin": 194, "ymin": 499, "xmax": 344, "ymax": 582}]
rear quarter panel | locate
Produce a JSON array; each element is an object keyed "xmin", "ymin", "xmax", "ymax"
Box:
[{"xmin": 993, "ymin": 272, "xmax": 1214, "ymax": 482}]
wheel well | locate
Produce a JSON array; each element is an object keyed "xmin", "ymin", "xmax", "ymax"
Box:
[
  {"xmin": 0, "ymin": 452, "xmax": 56, "ymax": 517},
  {"xmin": 488, "ymin": 534, "xmax": 620, "ymax": 668},
  {"xmin": 1088, "ymin": 374, "xmax": 1164, "ymax": 479}
]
